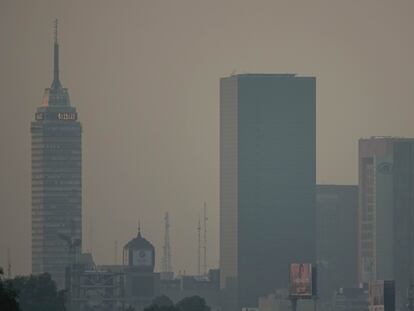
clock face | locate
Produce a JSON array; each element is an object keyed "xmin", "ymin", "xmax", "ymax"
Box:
[{"xmin": 132, "ymin": 249, "xmax": 152, "ymax": 266}]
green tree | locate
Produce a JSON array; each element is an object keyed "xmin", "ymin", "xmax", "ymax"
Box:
[
  {"xmin": 144, "ymin": 295, "xmax": 178, "ymax": 311},
  {"xmin": 10, "ymin": 273, "xmax": 63, "ymax": 311},
  {"xmin": 151, "ymin": 295, "xmax": 174, "ymax": 308},
  {"xmin": 0, "ymin": 267, "xmax": 21, "ymax": 311},
  {"xmin": 176, "ymin": 296, "xmax": 210, "ymax": 311}
]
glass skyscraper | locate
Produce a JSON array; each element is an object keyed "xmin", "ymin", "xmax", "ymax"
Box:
[
  {"xmin": 31, "ymin": 22, "xmax": 82, "ymax": 289},
  {"xmin": 220, "ymin": 74, "xmax": 316, "ymax": 310}
]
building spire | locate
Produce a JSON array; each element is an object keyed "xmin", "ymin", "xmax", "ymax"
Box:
[
  {"xmin": 51, "ymin": 19, "xmax": 61, "ymax": 90},
  {"xmin": 137, "ymin": 220, "xmax": 142, "ymax": 237}
]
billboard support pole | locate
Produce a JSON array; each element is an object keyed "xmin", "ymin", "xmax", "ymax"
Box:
[
  {"xmin": 408, "ymin": 281, "xmax": 414, "ymax": 311},
  {"xmin": 290, "ymin": 297, "xmax": 297, "ymax": 311}
]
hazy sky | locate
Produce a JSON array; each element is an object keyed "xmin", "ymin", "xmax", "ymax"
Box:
[{"xmin": 1, "ymin": 0, "xmax": 414, "ymax": 276}]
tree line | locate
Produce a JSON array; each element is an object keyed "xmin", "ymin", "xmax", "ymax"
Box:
[
  {"xmin": 144, "ymin": 295, "xmax": 210, "ymax": 311},
  {"xmin": 0, "ymin": 267, "xmax": 211, "ymax": 311},
  {"xmin": 0, "ymin": 267, "xmax": 65, "ymax": 311}
]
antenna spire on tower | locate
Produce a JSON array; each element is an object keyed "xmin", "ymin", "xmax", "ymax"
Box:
[
  {"xmin": 54, "ymin": 18, "xmax": 58, "ymax": 44},
  {"xmin": 51, "ymin": 18, "xmax": 61, "ymax": 90},
  {"xmin": 137, "ymin": 220, "xmax": 142, "ymax": 237}
]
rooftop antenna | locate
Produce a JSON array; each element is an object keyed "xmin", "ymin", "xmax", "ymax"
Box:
[
  {"xmin": 203, "ymin": 202, "xmax": 208, "ymax": 276},
  {"xmin": 89, "ymin": 218, "xmax": 93, "ymax": 253},
  {"xmin": 51, "ymin": 18, "xmax": 61, "ymax": 89},
  {"xmin": 54, "ymin": 18, "xmax": 58, "ymax": 44},
  {"xmin": 114, "ymin": 240, "xmax": 118, "ymax": 265},
  {"xmin": 197, "ymin": 218, "xmax": 201, "ymax": 276},
  {"xmin": 58, "ymin": 219, "xmax": 81, "ymax": 267},
  {"xmin": 7, "ymin": 247, "xmax": 11, "ymax": 279},
  {"xmin": 161, "ymin": 212, "xmax": 172, "ymax": 273},
  {"xmin": 138, "ymin": 220, "xmax": 142, "ymax": 236}
]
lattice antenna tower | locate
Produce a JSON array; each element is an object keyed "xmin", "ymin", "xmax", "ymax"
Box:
[
  {"xmin": 203, "ymin": 202, "xmax": 208, "ymax": 276},
  {"xmin": 7, "ymin": 247, "xmax": 11, "ymax": 279},
  {"xmin": 161, "ymin": 212, "xmax": 172, "ymax": 273},
  {"xmin": 114, "ymin": 240, "xmax": 118, "ymax": 265},
  {"xmin": 197, "ymin": 218, "xmax": 201, "ymax": 276}
]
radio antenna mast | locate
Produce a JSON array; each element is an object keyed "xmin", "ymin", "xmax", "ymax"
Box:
[
  {"xmin": 162, "ymin": 212, "xmax": 172, "ymax": 273},
  {"xmin": 114, "ymin": 240, "xmax": 118, "ymax": 264},
  {"xmin": 203, "ymin": 202, "xmax": 208, "ymax": 276},
  {"xmin": 7, "ymin": 247, "xmax": 11, "ymax": 279},
  {"xmin": 197, "ymin": 218, "xmax": 201, "ymax": 276}
]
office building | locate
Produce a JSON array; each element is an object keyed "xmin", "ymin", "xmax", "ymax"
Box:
[
  {"xmin": 220, "ymin": 74, "xmax": 316, "ymax": 310},
  {"xmin": 31, "ymin": 21, "xmax": 82, "ymax": 289},
  {"xmin": 316, "ymin": 185, "xmax": 358, "ymax": 300},
  {"xmin": 358, "ymin": 137, "xmax": 414, "ymax": 310}
]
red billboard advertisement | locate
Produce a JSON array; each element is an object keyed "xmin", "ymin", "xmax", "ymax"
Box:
[{"xmin": 289, "ymin": 263, "xmax": 312, "ymax": 298}]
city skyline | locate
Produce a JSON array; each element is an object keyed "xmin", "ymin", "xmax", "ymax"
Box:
[{"xmin": 2, "ymin": 0, "xmax": 414, "ymax": 278}]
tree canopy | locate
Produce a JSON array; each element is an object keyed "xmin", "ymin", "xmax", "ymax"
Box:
[
  {"xmin": 8, "ymin": 272, "xmax": 65, "ymax": 311},
  {"xmin": 144, "ymin": 295, "xmax": 210, "ymax": 311},
  {"xmin": 0, "ymin": 267, "xmax": 20, "ymax": 311},
  {"xmin": 151, "ymin": 295, "xmax": 174, "ymax": 308},
  {"xmin": 176, "ymin": 296, "xmax": 210, "ymax": 311}
]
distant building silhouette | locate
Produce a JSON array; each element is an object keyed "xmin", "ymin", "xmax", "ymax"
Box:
[
  {"xmin": 66, "ymin": 229, "xmax": 221, "ymax": 311},
  {"xmin": 220, "ymin": 74, "xmax": 316, "ymax": 310},
  {"xmin": 316, "ymin": 185, "xmax": 358, "ymax": 302},
  {"xmin": 31, "ymin": 20, "xmax": 82, "ymax": 289},
  {"xmin": 358, "ymin": 136, "xmax": 414, "ymax": 310},
  {"xmin": 333, "ymin": 287, "xmax": 368, "ymax": 311}
]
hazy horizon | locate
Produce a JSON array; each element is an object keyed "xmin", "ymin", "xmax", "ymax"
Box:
[{"xmin": 2, "ymin": 0, "xmax": 414, "ymax": 277}]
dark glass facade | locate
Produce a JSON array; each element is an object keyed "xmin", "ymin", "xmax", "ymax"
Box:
[
  {"xmin": 393, "ymin": 142, "xmax": 414, "ymax": 311},
  {"xmin": 220, "ymin": 74, "xmax": 316, "ymax": 310}
]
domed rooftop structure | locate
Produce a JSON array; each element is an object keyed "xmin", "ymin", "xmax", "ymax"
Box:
[
  {"xmin": 124, "ymin": 229, "xmax": 154, "ymax": 250},
  {"xmin": 123, "ymin": 224, "xmax": 155, "ymax": 272}
]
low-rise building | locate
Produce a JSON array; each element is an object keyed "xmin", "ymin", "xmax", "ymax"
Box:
[{"xmin": 333, "ymin": 288, "xmax": 368, "ymax": 311}]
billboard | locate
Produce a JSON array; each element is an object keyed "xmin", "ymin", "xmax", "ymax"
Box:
[
  {"xmin": 369, "ymin": 280, "xmax": 395, "ymax": 311},
  {"xmin": 289, "ymin": 263, "xmax": 312, "ymax": 298}
]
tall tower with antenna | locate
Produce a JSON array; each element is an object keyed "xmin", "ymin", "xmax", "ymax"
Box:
[
  {"xmin": 31, "ymin": 19, "xmax": 82, "ymax": 289},
  {"xmin": 161, "ymin": 212, "xmax": 173, "ymax": 279}
]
